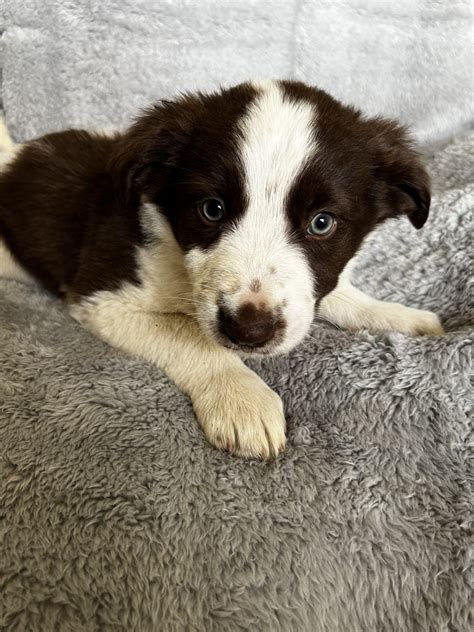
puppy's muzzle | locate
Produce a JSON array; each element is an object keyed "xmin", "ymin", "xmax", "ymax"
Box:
[{"xmin": 218, "ymin": 302, "xmax": 284, "ymax": 348}]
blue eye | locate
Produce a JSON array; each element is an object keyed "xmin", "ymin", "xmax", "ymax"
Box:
[
  {"xmin": 307, "ymin": 212, "xmax": 336, "ymax": 237},
  {"xmin": 198, "ymin": 198, "xmax": 225, "ymax": 222}
]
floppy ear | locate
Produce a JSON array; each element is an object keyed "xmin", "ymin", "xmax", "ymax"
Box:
[
  {"xmin": 368, "ymin": 120, "xmax": 431, "ymax": 229},
  {"xmin": 111, "ymin": 96, "xmax": 199, "ymax": 205}
]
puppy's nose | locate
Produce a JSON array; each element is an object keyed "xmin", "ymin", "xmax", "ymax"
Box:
[{"xmin": 219, "ymin": 303, "xmax": 277, "ymax": 347}]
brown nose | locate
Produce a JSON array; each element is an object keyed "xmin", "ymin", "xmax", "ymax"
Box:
[{"xmin": 219, "ymin": 303, "xmax": 277, "ymax": 347}]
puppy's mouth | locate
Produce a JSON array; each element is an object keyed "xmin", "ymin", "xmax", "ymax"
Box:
[{"xmin": 216, "ymin": 334, "xmax": 278, "ymax": 356}]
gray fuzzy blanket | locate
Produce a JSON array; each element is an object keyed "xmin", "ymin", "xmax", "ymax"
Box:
[{"xmin": 0, "ymin": 118, "xmax": 472, "ymax": 631}]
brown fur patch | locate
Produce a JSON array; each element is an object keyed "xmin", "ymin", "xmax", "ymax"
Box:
[
  {"xmin": 0, "ymin": 131, "xmax": 143, "ymax": 297},
  {"xmin": 280, "ymin": 80, "xmax": 430, "ymax": 299}
]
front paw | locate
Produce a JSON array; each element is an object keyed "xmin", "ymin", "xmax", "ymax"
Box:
[
  {"xmin": 193, "ymin": 368, "xmax": 286, "ymax": 460},
  {"xmin": 372, "ymin": 303, "xmax": 444, "ymax": 336}
]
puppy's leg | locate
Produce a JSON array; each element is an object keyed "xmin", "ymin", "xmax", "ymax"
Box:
[
  {"xmin": 71, "ymin": 292, "xmax": 286, "ymax": 459},
  {"xmin": 318, "ymin": 267, "xmax": 444, "ymax": 335}
]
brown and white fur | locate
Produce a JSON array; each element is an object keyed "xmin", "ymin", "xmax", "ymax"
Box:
[{"xmin": 0, "ymin": 80, "xmax": 443, "ymax": 459}]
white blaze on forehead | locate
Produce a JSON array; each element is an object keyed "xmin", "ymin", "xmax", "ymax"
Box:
[
  {"xmin": 239, "ymin": 81, "xmax": 316, "ymax": 229},
  {"xmin": 218, "ymin": 81, "xmax": 317, "ymax": 282}
]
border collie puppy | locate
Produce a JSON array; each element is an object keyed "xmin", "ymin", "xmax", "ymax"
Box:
[{"xmin": 0, "ymin": 80, "xmax": 443, "ymax": 459}]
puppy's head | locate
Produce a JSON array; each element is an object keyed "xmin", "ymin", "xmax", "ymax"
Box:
[{"xmin": 115, "ymin": 80, "xmax": 430, "ymax": 355}]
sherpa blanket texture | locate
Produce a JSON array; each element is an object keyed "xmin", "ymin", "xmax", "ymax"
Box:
[{"xmin": 0, "ymin": 123, "xmax": 472, "ymax": 630}]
